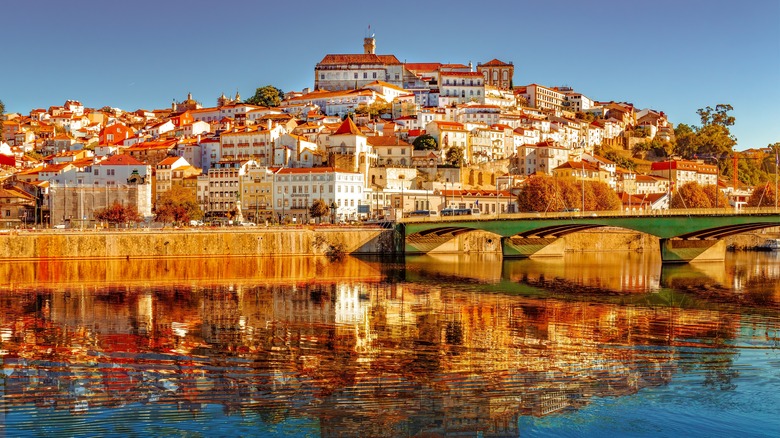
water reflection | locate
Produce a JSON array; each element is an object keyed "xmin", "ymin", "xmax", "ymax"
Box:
[{"xmin": 1, "ymin": 253, "xmax": 779, "ymax": 436}]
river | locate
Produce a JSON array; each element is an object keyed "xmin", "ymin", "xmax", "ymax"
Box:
[{"xmin": 1, "ymin": 251, "xmax": 779, "ymax": 437}]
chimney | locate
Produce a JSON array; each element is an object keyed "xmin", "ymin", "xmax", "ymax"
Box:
[{"xmin": 267, "ymin": 119, "xmax": 272, "ymax": 131}]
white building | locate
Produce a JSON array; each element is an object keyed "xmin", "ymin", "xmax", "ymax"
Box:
[
  {"xmin": 439, "ymin": 71, "xmax": 486, "ymax": 105},
  {"xmin": 274, "ymin": 167, "xmax": 365, "ymax": 223}
]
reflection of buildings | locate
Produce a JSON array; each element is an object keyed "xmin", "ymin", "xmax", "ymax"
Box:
[{"xmin": 0, "ymin": 266, "xmax": 757, "ymax": 436}]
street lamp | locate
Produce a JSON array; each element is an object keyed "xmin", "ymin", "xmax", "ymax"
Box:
[{"xmin": 581, "ymin": 160, "xmax": 585, "ymax": 214}]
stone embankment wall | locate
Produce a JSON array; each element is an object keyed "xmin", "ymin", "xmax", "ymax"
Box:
[{"xmin": 0, "ymin": 227, "xmax": 397, "ymax": 260}]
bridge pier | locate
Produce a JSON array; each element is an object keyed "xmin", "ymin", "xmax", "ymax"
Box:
[
  {"xmin": 502, "ymin": 237, "xmax": 566, "ymax": 258},
  {"xmin": 660, "ymin": 238, "xmax": 727, "ymax": 263}
]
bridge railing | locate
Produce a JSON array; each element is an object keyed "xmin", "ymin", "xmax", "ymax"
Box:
[{"xmin": 398, "ymin": 206, "xmax": 780, "ymax": 223}]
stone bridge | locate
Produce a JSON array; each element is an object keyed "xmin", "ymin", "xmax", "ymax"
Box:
[{"xmin": 399, "ymin": 208, "xmax": 780, "ymax": 262}]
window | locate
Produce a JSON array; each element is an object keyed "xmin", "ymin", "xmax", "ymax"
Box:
[
  {"xmin": 372, "ymin": 72, "xmax": 377, "ymax": 79},
  {"xmin": 320, "ymin": 74, "xmax": 324, "ymax": 80},
  {"xmin": 363, "ymin": 72, "xmax": 367, "ymax": 79},
  {"xmin": 354, "ymin": 73, "xmax": 358, "ymax": 79}
]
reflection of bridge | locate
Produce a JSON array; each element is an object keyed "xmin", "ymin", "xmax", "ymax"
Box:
[{"xmin": 399, "ymin": 209, "xmax": 780, "ymax": 262}]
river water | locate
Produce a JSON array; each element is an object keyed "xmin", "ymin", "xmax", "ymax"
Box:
[{"xmin": 1, "ymin": 252, "xmax": 779, "ymax": 437}]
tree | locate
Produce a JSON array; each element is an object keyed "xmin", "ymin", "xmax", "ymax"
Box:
[
  {"xmin": 154, "ymin": 185, "xmax": 202, "ymax": 225},
  {"xmin": 0, "ymin": 99, "xmax": 5, "ymax": 115},
  {"xmin": 354, "ymin": 100, "xmax": 390, "ymax": 117},
  {"xmin": 589, "ymin": 181, "xmax": 622, "ymax": 211},
  {"xmin": 413, "ymin": 134, "xmax": 438, "ymax": 151},
  {"xmin": 673, "ymin": 104, "xmax": 737, "ymax": 165},
  {"xmin": 697, "ymin": 104, "xmax": 735, "ymax": 127},
  {"xmin": 702, "ymin": 184, "xmax": 729, "ymax": 209},
  {"xmin": 602, "ymin": 150, "xmax": 638, "ymax": 172},
  {"xmin": 517, "ymin": 174, "xmax": 561, "ymax": 212},
  {"xmin": 245, "ymin": 85, "xmax": 284, "ymax": 107},
  {"xmin": 94, "ymin": 202, "xmax": 142, "ymax": 227},
  {"xmin": 309, "ymin": 199, "xmax": 330, "ymax": 223},
  {"xmin": 671, "ymin": 182, "xmax": 712, "ymax": 208},
  {"xmin": 446, "ymin": 147, "xmax": 465, "ymax": 166},
  {"xmin": 747, "ymin": 183, "xmax": 777, "ymax": 208},
  {"xmin": 516, "ymin": 174, "xmax": 579, "ymax": 212}
]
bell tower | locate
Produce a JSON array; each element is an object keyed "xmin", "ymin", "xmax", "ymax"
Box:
[
  {"xmin": 363, "ymin": 26, "xmax": 376, "ymax": 55},
  {"xmin": 363, "ymin": 36, "xmax": 375, "ymax": 55}
]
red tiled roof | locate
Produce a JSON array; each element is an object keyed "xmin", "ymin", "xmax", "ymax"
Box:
[
  {"xmin": 318, "ymin": 54, "xmax": 401, "ymax": 65},
  {"xmin": 404, "ymin": 62, "xmax": 441, "ymax": 72},
  {"xmin": 276, "ymin": 167, "xmax": 356, "ymax": 175},
  {"xmin": 332, "ymin": 117, "xmax": 365, "ymax": 136},
  {"xmin": 366, "ymin": 135, "xmax": 410, "ymax": 147},
  {"xmin": 98, "ymin": 154, "xmax": 146, "ymax": 166},
  {"xmin": 157, "ymin": 156, "xmax": 181, "ymax": 166},
  {"xmin": 479, "ymin": 59, "xmax": 512, "ymax": 67},
  {"xmin": 440, "ymin": 71, "xmax": 484, "ymax": 78}
]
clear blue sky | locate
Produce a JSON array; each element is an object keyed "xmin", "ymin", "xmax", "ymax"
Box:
[{"xmin": 2, "ymin": 0, "xmax": 778, "ymax": 149}]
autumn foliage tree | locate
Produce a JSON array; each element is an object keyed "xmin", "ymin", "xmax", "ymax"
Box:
[
  {"xmin": 94, "ymin": 202, "xmax": 142, "ymax": 226},
  {"xmin": 671, "ymin": 182, "xmax": 722, "ymax": 208},
  {"xmin": 516, "ymin": 174, "xmax": 621, "ymax": 212},
  {"xmin": 154, "ymin": 185, "xmax": 202, "ymax": 225},
  {"xmin": 747, "ymin": 183, "xmax": 777, "ymax": 208}
]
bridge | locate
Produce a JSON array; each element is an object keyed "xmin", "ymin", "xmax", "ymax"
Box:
[{"xmin": 398, "ymin": 208, "xmax": 780, "ymax": 263}]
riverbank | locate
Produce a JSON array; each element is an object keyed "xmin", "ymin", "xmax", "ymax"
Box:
[{"xmin": 0, "ymin": 226, "xmax": 397, "ymax": 260}]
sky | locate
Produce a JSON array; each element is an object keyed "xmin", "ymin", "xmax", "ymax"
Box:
[{"xmin": 1, "ymin": 0, "xmax": 778, "ymax": 150}]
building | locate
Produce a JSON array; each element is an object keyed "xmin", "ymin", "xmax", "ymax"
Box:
[
  {"xmin": 477, "ymin": 59, "xmax": 514, "ymax": 90},
  {"xmin": 201, "ymin": 159, "xmax": 258, "ymax": 218},
  {"xmin": 327, "ymin": 117, "xmax": 377, "ymax": 181},
  {"xmin": 366, "ymin": 135, "xmax": 413, "ymax": 167},
  {"xmin": 439, "ymin": 71, "xmax": 486, "ymax": 105},
  {"xmin": 517, "ymin": 84, "xmax": 565, "ymax": 113},
  {"xmin": 240, "ymin": 166, "xmax": 275, "ymax": 223},
  {"xmin": 154, "ymin": 156, "xmax": 194, "ymax": 203},
  {"xmin": 650, "ymin": 160, "xmax": 717, "ymax": 188},
  {"xmin": 274, "ymin": 167, "xmax": 364, "ymax": 224},
  {"xmin": 314, "ymin": 36, "xmax": 404, "ymax": 91}
]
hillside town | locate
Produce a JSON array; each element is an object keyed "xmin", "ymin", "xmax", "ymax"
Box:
[{"xmin": 0, "ymin": 35, "xmax": 773, "ymax": 228}]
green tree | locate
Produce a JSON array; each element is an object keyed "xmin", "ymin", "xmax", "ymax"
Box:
[
  {"xmin": 413, "ymin": 134, "xmax": 438, "ymax": 151},
  {"xmin": 673, "ymin": 104, "xmax": 737, "ymax": 164},
  {"xmin": 154, "ymin": 185, "xmax": 203, "ymax": 225},
  {"xmin": 0, "ymin": 99, "xmax": 5, "ymax": 114},
  {"xmin": 94, "ymin": 202, "xmax": 142, "ymax": 227},
  {"xmin": 671, "ymin": 182, "xmax": 712, "ymax": 208},
  {"xmin": 746, "ymin": 183, "xmax": 777, "ymax": 208},
  {"xmin": 697, "ymin": 104, "xmax": 735, "ymax": 127},
  {"xmin": 245, "ymin": 85, "xmax": 284, "ymax": 107},
  {"xmin": 602, "ymin": 150, "xmax": 638, "ymax": 172},
  {"xmin": 308, "ymin": 199, "xmax": 330, "ymax": 223},
  {"xmin": 446, "ymin": 147, "xmax": 465, "ymax": 166}
]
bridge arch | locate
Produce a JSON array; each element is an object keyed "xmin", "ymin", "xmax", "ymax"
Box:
[{"xmin": 401, "ymin": 212, "xmax": 780, "ymax": 262}]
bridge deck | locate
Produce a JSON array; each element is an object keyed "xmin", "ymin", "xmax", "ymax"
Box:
[{"xmin": 401, "ymin": 208, "xmax": 780, "ymax": 240}]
